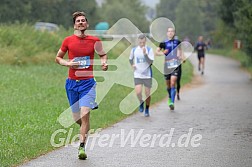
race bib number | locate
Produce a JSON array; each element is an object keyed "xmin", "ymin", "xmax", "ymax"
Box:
[
  {"xmin": 166, "ymin": 59, "xmax": 180, "ymax": 69},
  {"xmin": 136, "ymin": 57, "xmax": 146, "ymax": 64},
  {"xmin": 73, "ymin": 56, "xmax": 91, "ymax": 69}
]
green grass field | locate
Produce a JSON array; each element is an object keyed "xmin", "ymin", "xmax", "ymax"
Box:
[
  {"xmin": 0, "ymin": 62, "xmax": 193, "ymax": 167},
  {"xmin": 0, "ymin": 24, "xmax": 193, "ymax": 166}
]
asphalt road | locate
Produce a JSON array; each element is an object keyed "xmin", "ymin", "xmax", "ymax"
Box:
[{"xmin": 20, "ymin": 54, "xmax": 252, "ymax": 167}]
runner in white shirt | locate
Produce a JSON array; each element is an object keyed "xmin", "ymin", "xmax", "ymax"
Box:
[{"xmin": 129, "ymin": 34, "xmax": 154, "ymax": 117}]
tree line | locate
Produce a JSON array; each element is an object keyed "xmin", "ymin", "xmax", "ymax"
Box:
[
  {"xmin": 219, "ymin": 0, "xmax": 252, "ymax": 56},
  {"xmin": 0, "ymin": 0, "xmax": 100, "ymax": 28},
  {"xmin": 156, "ymin": 0, "xmax": 252, "ymax": 59},
  {"xmin": 0, "ymin": 0, "xmax": 251, "ymax": 58},
  {"xmin": 0, "ymin": 0, "xmax": 149, "ymax": 32}
]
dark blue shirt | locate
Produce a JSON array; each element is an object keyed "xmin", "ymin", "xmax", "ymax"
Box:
[
  {"xmin": 159, "ymin": 39, "xmax": 182, "ymax": 70},
  {"xmin": 159, "ymin": 39, "xmax": 181, "ymax": 61},
  {"xmin": 195, "ymin": 42, "xmax": 206, "ymax": 56}
]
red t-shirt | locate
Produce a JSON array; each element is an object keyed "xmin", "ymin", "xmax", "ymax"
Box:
[{"xmin": 61, "ymin": 35, "xmax": 104, "ymax": 80}]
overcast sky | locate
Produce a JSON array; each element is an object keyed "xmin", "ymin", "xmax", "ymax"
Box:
[
  {"xmin": 141, "ymin": 0, "xmax": 160, "ymax": 8},
  {"xmin": 96, "ymin": 0, "xmax": 160, "ymax": 8}
]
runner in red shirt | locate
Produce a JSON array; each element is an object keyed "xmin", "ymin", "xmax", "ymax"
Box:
[{"xmin": 55, "ymin": 11, "xmax": 108, "ymax": 160}]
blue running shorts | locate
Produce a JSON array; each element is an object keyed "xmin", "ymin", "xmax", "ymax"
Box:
[{"xmin": 65, "ymin": 78, "xmax": 98, "ymax": 112}]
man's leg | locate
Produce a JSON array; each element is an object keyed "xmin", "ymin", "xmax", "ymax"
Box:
[
  {"xmin": 78, "ymin": 106, "xmax": 90, "ymax": 160},
  {"xmin": 198, "ymin": 55, "xmax": 201, "ymax": 71},
  {"xmin": 65, "ymin": 79, "xmax": 81, "ymax": 124},
  {"xmin": 145, "ymin": 87, "xmax": 151, "ymax": 107},
  {"xmin": 79, "ymin": 107, "xmax": 90, "ymax": 144},
  {"xmin": 169, "ymin": 75, "xmax": 177, "ymax": 110},
  {"xmin": 135, "ymin": 84, "xmax": 143, "ymax": 102},
  {"xmin": 177, "ymin": 71, "xmax": 181, "ymax": 100},
  {"xmin": 144, "ymin": 86, "xmax": 151, "ymax": 117},
  {"xmin": 176, "ymin": 78, "xmax": 181, "ymax": 100},
  {"xmin": 72, "ymin": 112, "xmax": 81, "ymax": 126},
  {"xmin": 200, "ymin": 57, "xmax": 205, "ymax": 75},
  {"xmin": 165, "ymin": 78, "xmax": 172, "ymax": 107},
  {"xmin": 165, "ymin": 78, "xmax": 171, "ymax": 98},
  {"xmin": 135, "ymin": 84, "xmax": 144, "ymax": 112}
]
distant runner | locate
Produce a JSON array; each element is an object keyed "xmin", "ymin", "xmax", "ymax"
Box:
[
  {"xmin": 129, "ymin": 34, "xmax": 154, "ymax": 117},
  {"xmin": 195, "ymin": 36, "xmax": 207, "ymax": 75}
]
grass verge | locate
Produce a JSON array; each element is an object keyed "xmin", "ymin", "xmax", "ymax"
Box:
[{"xmin": 208, "ymin": 48, "xmax": 252, "ymax": 75}]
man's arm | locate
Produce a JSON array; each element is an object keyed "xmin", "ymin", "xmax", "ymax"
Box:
[
  {"xmin": 129, "ymin": 59, "xmax": 134, "ymax": 65},
  {"xmin": 194, "ymin": 43, "xmax": 198, "ymax": 52},
  {"xmin": 55, "ymin": 49, "xmax": 79, "ymax": 68},
  {"xmin": 144, "ymin": 54, "xmax": 153, "ymax": 65},
  {"xmin": 100, "ymin": 54, "xmax": 108, "ymax": 71},
  {"xmin": 155, "ymin": 42, "xmax": 167, "ymax": 56},
  {"xmin": 129, "ymin": 49, "xmax": 134, "ymax": 65},
  {"xmin": 129, "ymin": 49, "xmax": 136, "ymax": 70},
  {"xmin": 177, "ymin": 41, "xmax": 183, "ymax": 60},
  {"xmin": 155, "ymin": 47, "xmax": 164, "ymax": 56},
  {"xmin": 177, "ymin": 42, "xmax": 187, "ymax": 63},
  {"xmin": 178, "ymin": 47, "xmax": 187, "ymax": 63},
  {"xmin": 95, "ymin": 39, "xmax": 108, "ymax": 71},
  {"xmin": 204, "ymin": 42, "xmax": 208, "ymax": 50},
  {"xmin": 144, "ymin": 47, "xmax": 154, "ymax": 65}
]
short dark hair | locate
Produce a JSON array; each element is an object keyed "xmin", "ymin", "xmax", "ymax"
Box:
[
  {"xmin": 138, "ymin": 34, "xmax": 146, "ymax": 39},
  {"xmin": 72, "ymin": 11, "xmax": 88, "ymax": 24}
]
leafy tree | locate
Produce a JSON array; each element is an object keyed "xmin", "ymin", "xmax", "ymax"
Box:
[
  {"xmin": 197, "ymin": 1, "xmax": 220, "ymax": 35},
  {"xmin": 156, "ymin": 0, "xmax": 181, "ymax": 22},
  {"xmin": 219, "ymin": 0, "xmax": 236, "ymax": 27},
  {"xmin": 175, "ymin": 0, "xmax": 203, "ymax": 42},
  {"xmin": 232, "ymin": 0, "xmax": 252, "ymax": 55},
  {"xmin": 219, "ymin": 0, "xmax": 252, "ymax": 56},
  {"xmin": 98, "ymin": 0, "xmax": 150, "ymax": 32},
  {"xmin": 0, "ymin": 0, "xmax": 31, "ymax": 23}
]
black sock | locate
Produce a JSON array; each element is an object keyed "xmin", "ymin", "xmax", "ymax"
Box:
[
  {"xmin": 146, "ymin": 105, "xmax": 149, "ymax": 109},
  {"xmin": 80, "ymin": 142, "xmax": 85, "ymax": 148}
]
